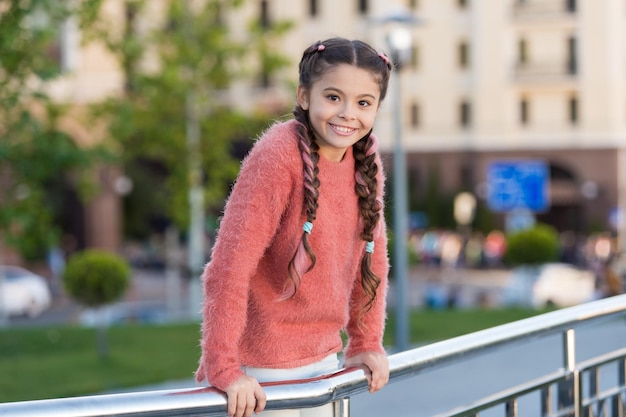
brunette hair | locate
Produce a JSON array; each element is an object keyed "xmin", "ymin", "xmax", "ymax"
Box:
[{"xmin": 284, "ymin": 37, "xmax": 392, "ymax": 314}]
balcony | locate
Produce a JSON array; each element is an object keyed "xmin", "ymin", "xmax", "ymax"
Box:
[
  {"xmin": 513, "ymin": 60, "xmax": 577, "ymax": 85},
  {"xmin": 512, "ymin": 0, "xmax": 577, "ymax": 21}
]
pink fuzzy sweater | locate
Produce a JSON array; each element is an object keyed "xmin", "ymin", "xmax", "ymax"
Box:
[{"xmin": 195, "ymin": 119, "xmax": 389, "ymax": 391}]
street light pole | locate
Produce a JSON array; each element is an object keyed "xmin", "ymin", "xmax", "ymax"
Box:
[
  {"xmin": 186, "ymin": 90, "xmax": 205, "ymax": 319},
  {"xmin": 384, "ymin": 20, "xmax": 417, "ymax": 352},
  {"xmin": 184, "ymin": 1, "xmax": 205, "ymax": 319},
  {"xmin": 0, "ymin": 250, "xmax": 7, "ymax": 328},
  {"xmin": 390, "ymin": 59, "xmax": 410, "ymax": 352}
]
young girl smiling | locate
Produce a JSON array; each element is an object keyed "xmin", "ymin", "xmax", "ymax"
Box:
[{"xmin": 195, "ymin": 37, "xmax": 393, "ymax": 417}]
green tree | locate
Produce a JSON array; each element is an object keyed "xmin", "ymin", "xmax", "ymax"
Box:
[
  {"xmin": 63, "ymin": 250, "xmax": 130, "ymax": 359},
  {"xmin": 87, "ymin": 0, "xmax": 292, "ymax": 238},
  {"xmin": 505, "ymin": 223, "xmax": 561, "ymax": 267},
  {"xmin": 0, "ymin": 1, "xmax": 108, "ymax": 261}
]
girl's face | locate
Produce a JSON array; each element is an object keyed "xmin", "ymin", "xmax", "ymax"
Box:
[{"xmin": 297, "ymin": 63, "xmax": 381, "ymax": 162}]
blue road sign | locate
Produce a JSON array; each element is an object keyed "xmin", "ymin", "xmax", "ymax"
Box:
[{"xmin": 487, "ymin": 160, "xmax": 549, "ymax": 212}]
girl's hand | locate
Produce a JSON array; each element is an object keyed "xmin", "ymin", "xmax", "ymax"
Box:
[
  {"xmin": 343, "ymin": 352, "xmax": 389, "ymax": 393},
  {"xmin": 224, "ymin": 375, "xmax": 266, "ymax": 417}
]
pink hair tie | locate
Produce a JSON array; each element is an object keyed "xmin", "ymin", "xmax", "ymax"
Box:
[
  {"xmin": 378, "ymin": 52, "xmax": 390, "ymax": 67},
  {"xmin": 317, "ymin": 44, "xmax": 325, "ymax": 51}
]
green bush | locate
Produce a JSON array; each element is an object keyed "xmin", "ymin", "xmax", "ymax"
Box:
[
  {"xmin": 505, "ymin": 223, "xmax": 560, "ymax": 266},
  {"xmin": 63, "ymin": 250, "xmax": 130, "ymax": 307}
]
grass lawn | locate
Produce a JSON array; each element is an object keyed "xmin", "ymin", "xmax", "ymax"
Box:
[{"xmin": 0, "ymin": 307, "xmax": 548, "ymax": 404}]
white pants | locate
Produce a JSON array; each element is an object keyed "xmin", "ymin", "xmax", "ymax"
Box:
[{"xmin": 243, "ymin": 354, "xmax": 339, "ymax": 417}]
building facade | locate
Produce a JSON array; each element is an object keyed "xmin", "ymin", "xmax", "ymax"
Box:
[
  {"xmin": 395, "ymin": 0, "xmax": 626, "ymax": 242},
  {"xmin": 228, "ymin": 0, "xmax": 626, "ymax": 247},
  {"xmin": 39, "ymin": 0, "xmax": 626, "ymax": 255}
]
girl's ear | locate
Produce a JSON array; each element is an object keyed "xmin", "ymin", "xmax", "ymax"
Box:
[{"xmin": 296, "ymin": 85, "xmax": 310, "ymax": 110}]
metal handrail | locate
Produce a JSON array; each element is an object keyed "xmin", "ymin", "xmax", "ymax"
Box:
[{"xmin": 2, "ymin": 294, "xmax": 626, "ymax": 417}]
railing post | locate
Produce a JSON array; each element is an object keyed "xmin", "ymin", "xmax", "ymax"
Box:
[
  {"xmin": 541, "ymin": 386, "xmax": 553, "ymax": 416},
  {"xmin": 588, "ymin": 366, "xmax": 600, "ymax": 417},
  {"xmin": 506, "ymin": 398, "xmax": 518, "ymax": 417},
  {"xmin": 558, "ymin": 329, "xmax": 580, "ymax": 417},
  {"xmin": 611, "ymin": 358, "xmax": 625, "ymax": 417},
  {"xmin": 332, "ymin": 398, "xmax": 350, "ymax": 417}
]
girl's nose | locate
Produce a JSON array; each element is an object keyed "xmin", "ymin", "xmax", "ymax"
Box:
[{"xmin": 339, "ymin": 105, "xmax": 356, "ymax": 120}]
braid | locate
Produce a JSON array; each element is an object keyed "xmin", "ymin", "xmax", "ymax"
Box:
[
  {"xmin": 284, "ymin": 37, "xmax": 391, "ymax": 302},
  {"xmin": 353, "ymin": 132, "xmax": 382, "ymax": 314},
  {"xmin": 282, "ymin": 107, "xmax": 320, "ymax": 300}
]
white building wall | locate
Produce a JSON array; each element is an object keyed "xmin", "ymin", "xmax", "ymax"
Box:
[
  {"xmin": 579, "ymin": 0, "xmax": 626, "ymax": 134},
  {"xmin": 44, "ymin": 0, "xmax": 626, "ymax": 153}
]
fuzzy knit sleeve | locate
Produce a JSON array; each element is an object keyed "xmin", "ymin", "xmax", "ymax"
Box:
[
  {"xmin": 344, "ymin": 149, "xmax": 390, "ymax": 359},
  {"xmin": 195, "ymin": 122, "xmax": 299, "ymax": 391}
]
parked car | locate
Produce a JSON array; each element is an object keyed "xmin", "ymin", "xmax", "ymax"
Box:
[
  {"xmin": 502, "ymin": 263, "xmax": 596, "ymax": 308},
  {"xmin": 0, "ymin": 265, "xmax": 52, "ymax": 318},
  {"xmin": 532, "ymin": 263, "xmax": 596, "ymax": 307}
]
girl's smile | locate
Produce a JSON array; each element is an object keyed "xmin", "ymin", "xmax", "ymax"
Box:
[
  {"xmin": 329, "ymin": 123, "xmax": 356, "ymax": 135},
  {"xmin": 297, "ymin": 63, "xmax": 381, "ymax": 162}
]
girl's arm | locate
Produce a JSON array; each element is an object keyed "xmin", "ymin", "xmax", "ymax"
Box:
[{"xmin": 195, "ymin": 125, "xmax": 298, "ymax": 391}]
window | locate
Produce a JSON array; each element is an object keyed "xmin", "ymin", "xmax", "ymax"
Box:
[
  {"xmin": 358, "ymin": 0, "xmax": 368, "ymax": 15},
  {"xmin": 458, "ymin": 41, "xmax": 469, "ymax": 68},
  {"xmin": 566, "ymin": 0, "xmax": 577, "ymax": 12},
  {"xmin": 59, "ymin": 17, "xmax": 80, "ymax": 72},
  {"xmin": 520, "ymin": 98, "xmax": 529, "ymax": 125},
  {"xmin": 309, "ymin": 0, "xmax": 318, "ymax": 17},
  {"xmin": 460, "ymin": 100, "xmax": 471, "ymax": 128},
  {"xmin": 260, "ymin": 70, "xmax": 271, "ymax": 89},
  {"xmin": 212, "ymin": 1, "xmax": 224, "ymax": 25},
  {"xmin": 260, "ymin": 0, "xmax": 270, "ymax": 29},
  {"xmin": 518, "ymin": 38, "xmax": 527, "ymax": 65},
  {"xmin": 411, "ymin": 44, "xmax": 420, "ymax": 69},
  {"xmin": 31, "ymin": 10, "xmax": 80, "ymax": 75},
  {"xmin": 460, "ymin": 161, "xmax": 475, "ymax": 188},
  {"xmin": 569, "ymin": 95, "xmax": 578, "ymax": 124},
  {"xmin": 550, "ymin": 164, "xmax": 576, "ymax": 181},
  {"xmin": 567, "ymin": 36, "xmax": 577, "ymax": 74},
  {"xmin": 410, "ymin": 102, "xmax": 420, "ymax": 128}
]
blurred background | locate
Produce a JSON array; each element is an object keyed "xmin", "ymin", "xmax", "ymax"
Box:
[{"xmin": 2, "ymin": 0, "xmax": 626, "ymax": 402}]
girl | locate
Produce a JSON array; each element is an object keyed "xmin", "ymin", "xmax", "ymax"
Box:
[{"xmin": 195, "ymin": 37, "xmax": 393, "ymax": 417}]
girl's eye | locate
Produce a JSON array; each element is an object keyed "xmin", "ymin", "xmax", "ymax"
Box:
[
  {"xmin": 359, "ymin": 100, "xmax": 371, "ymax": 107},
  {"xmin": 327, "ymin": 95, "xmax": 339, "ymax": 102}
]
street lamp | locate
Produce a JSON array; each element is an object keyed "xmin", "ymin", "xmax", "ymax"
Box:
[
  {"xmin": 454, "ymin": 191, "xmax": 477, "ymax": 235},
  {"xmin": 379, "ymin": 8, "xmax": 421, "ymax": 352}
]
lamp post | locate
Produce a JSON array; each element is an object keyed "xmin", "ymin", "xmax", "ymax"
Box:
[
  {"xmin": 382, "ymin": 10, "xmax": 419, "ymax": 352},
  {"xmin": 184, "ymin": 1, "xmax": 205, "ymax": 319},
  {"xmin": 454, "ymin": 191, "xmax": 477, "ymax": 237},
  {"xmin": 0, "ymin": 251, "xmax": 6, "ymax": 328}
]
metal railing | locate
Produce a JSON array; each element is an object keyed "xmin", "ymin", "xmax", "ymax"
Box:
[{"xmin": 2, "ymin": 294, "xmax": 626, "ymax": 417}]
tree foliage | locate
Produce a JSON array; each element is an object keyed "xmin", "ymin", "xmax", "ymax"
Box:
[
  {"xmin": 62, "ymin": 249, "xmax": 130, "ymax": 359},
  {"xmin": 0, "ymin": 0, "xmax": 109, "ymax": 261},
  {"xmin": 0, "ymin": 0, "xmax": 292, "ymax": 258},
  {"xmin": 87, "ymin": 0, "xmax": 292, "ymax": 237},
  {"xmin": 505, "ymin": 223, "xmax": 561, "ymax": 266},
  {"xmin": 63, "ymin": 249, "xmax": 130, "ymax": 307}
]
